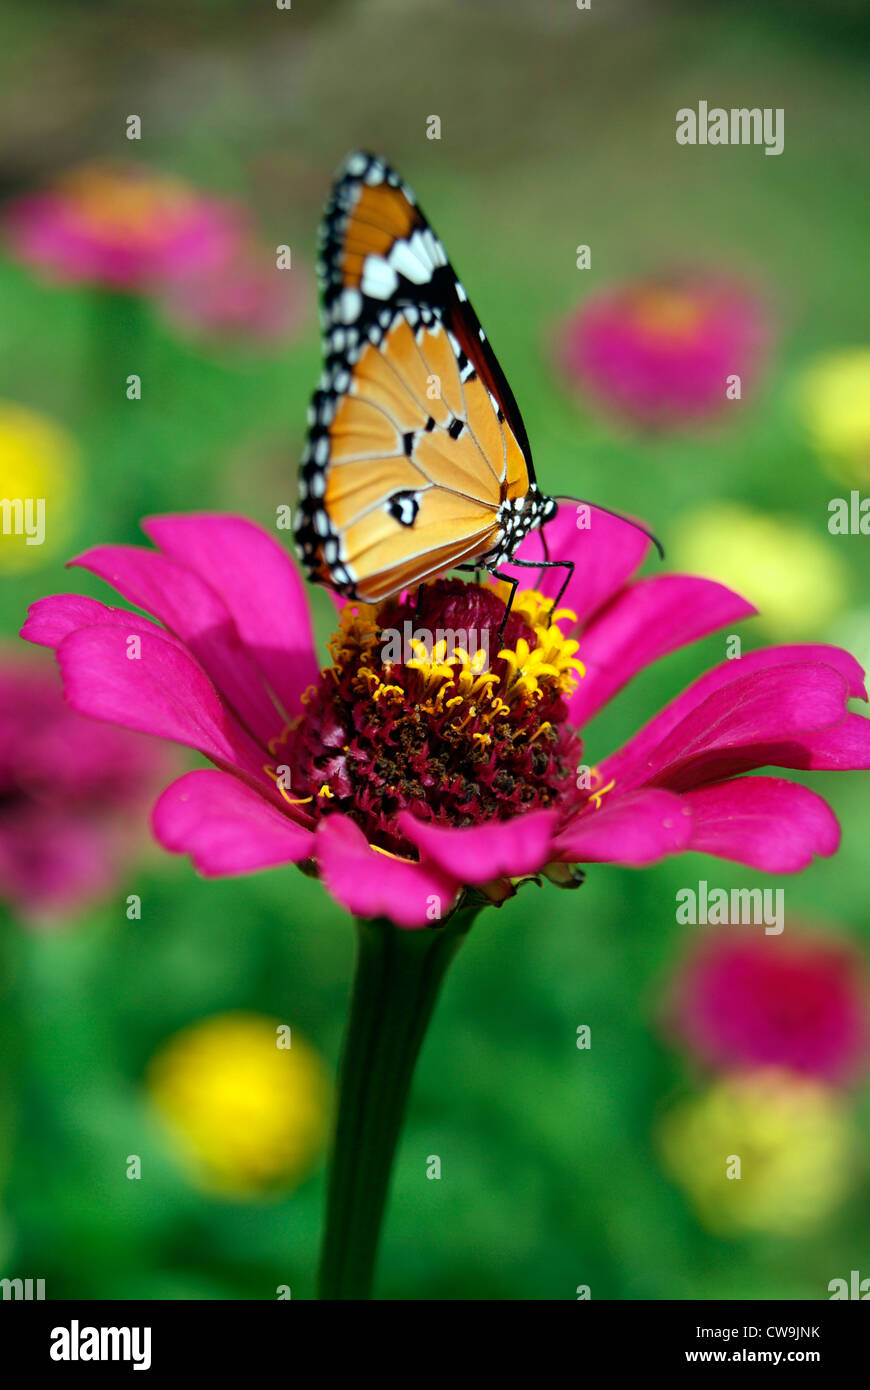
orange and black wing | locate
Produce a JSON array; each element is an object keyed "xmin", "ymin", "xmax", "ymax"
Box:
[{"xmin": 295, "ymin": 151, "xmax": 539, "ymax": 604}]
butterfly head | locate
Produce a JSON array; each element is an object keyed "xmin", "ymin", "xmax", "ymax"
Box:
[{"xmin": 490, "ymin": 485, "xmax": 557, "ymax": 566}]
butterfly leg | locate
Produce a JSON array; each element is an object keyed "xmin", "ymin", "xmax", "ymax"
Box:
[
  {"xmin": 457, "ymin": 564, "xmax": 519, "ymax": 643},
  {"xmin": 500, "ymin": 557, "xmax": 576, "ymax": 625},
  {"xmin": 456, "ymin": 564, "xmax": 486, "ymax": 588},
  {"xmin": 546, "ymin": 558, "xmax": 576, "ymax": 618},
  {"xmin": 490, "ymin": 570, "xmax": 519, "ymax": 646},
  {"xmin": 535, "ymin": 525, "xmax": 551, "ymax": 590}
]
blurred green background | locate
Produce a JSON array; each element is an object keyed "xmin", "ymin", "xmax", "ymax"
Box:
[{"xmin": 1, "ymin": 0, "xmax": 869, "ymax": 1300}]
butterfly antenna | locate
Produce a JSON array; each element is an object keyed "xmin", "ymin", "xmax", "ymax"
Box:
[{"xmin": 555, "ymin": 497, "xmax": 665, "ymax": 560}]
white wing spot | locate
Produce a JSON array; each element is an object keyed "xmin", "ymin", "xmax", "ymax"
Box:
[
  {"xmin": 422, "ymin": 229, "xmax": 447, "ymax": 268},
  {"xmin": 338, "ymin": 287, "xmax": 363, "ymax": 323},
  {"xmin": 390, "ymin": 235, "xmax": 433, "ymax": 285},
  {"xmin": 361, "ymin": 255, "xmax": 399, "ymax": 299}
]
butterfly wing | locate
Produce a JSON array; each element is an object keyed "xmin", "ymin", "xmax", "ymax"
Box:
[{"xmin": 295, "ymin": 152, "xmax": 536, "ymax": 603}]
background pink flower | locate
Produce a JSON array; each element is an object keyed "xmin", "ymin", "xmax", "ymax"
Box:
[
  {"xmin": 0, "ymin": 653, "xmax": 173, "ymax": 922},
  {"xmin": 664, "ymin": 929, "xmax": 870, "ymax": 1085},
  {"xmin": 3, "ymin": 163, "xmax": 246, "ymax": 293},
  {"xmin": 157, "ymin": 248, "xmax": 312, "ymax": 346},
  {"xmin": 557, "ymin": 274, "xmax": 769, "ymax": 428}
]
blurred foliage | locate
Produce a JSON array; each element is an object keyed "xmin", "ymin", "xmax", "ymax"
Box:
[{"xmin": 0, "ymin": 0, "xmax": 868, "ymax": 1299}]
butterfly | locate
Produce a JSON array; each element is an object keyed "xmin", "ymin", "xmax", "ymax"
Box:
[
  {"xmin": 295, "ymin": 153, "xmax": 656, "ymax": 615},
  {"xmin": 293, "ymin": 150, "xmax": 570, "ymax": 614}
]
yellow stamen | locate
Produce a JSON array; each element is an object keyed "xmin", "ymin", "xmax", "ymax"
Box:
[
  {"xmin": 373, "ymin": 682, "xmax": 404, "ymax": 702},
  {"xmin": 588, "ymin": 777, "xmax": 616, "ymax": 811},
  {"xmin": 369, "ymin": 843, "xmax": 419, "ymax": 863},
  {"xmin": 528, "ymin": 721, "xmax": 553, "ymax": 746},
  {"xmin": 263, "ymin": 763, "xmax": 314, "ymax": 807}
]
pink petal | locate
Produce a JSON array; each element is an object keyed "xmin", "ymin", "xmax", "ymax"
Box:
[
  {"xmin": 142, "ymin": 514, "xmax": 319, "ymax": 719},
  {"xmin": 315, "ymin": 814, "xmax": 459, "ymax": 928},
  {"xmin": 553, "ymin": 788, "xmax": 693, "ymax": 865},
  {"xmin": 509, "ymin": 503, "xmax": 651, "ymax": 625},
  {"xmin": 770, "ymin": 712, "xmax": 870, "ymax": 771},
  {"xmin": 601, "ymin": 645, "xmax": 866, "ymax": 786},
  {"xmin": 55, "ymin": 621, "xmax": 267, "ymax": 782},
  {"xmin": 21, "ymin": 594, "xmax": 156, "ymax": 649},
  {"xmin": 647, "ymin": 663, "xmax": 849, "ymax": 787},
  {"xmin": 71, "ymin": 545, "xmax": 282, "ymax": 746},
  {"xmin": 688, "ymin": 712, "xmax": 870, "ymax": 777},
  {"xmin": 398, "ymin": 807, "xmax": 560, "ymax": 884},
  {"xmin": 152, "ymin": 769, "xmax": 314, "ymax": 876},
  {"xmin": 569, "ymin": 574, "xmax": 756, "ymax": 727},
  {"xmin": 684, "ymin": 776, "xmax": 840, "ymax": 872}
]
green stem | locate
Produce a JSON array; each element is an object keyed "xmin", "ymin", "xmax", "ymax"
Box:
[{"xmin": 318, "ymin": 904, "xmax": 479, "ymax": 1300}]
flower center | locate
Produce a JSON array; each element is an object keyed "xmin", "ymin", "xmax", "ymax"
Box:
[
  {"xmin": 273, "ymin": 579, "xmax": 586, "ymax": 854},
  {"xmin": 61, "ymin": 167, "xmax": 196, "ymax": 243},
  {"xmin": 629, "ymin": 287, "xmax": 705, "ymax": 342}
]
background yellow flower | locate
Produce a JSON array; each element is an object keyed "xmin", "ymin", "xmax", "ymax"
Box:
[
  {"xmin": 658, "ymin": 1070, "xmax": 853, "ymax": 1238},
  {"xmin": 798, "ymin": 348, "xmax": 870, "ymax": 483},
  {"xmin": 670, "ymin": 502, "xmax": 848, "ymax": 638},
  {"xmin": 827, "ymin": 608, "xmax": 870, "ymax": 679},
  {"xmin": 0, "ymin": 401, "xmax": 79, "ymax": 573},
  {"xmin": 147, "ymin": 1012, "xmax": 331, "ymax": 1199}
]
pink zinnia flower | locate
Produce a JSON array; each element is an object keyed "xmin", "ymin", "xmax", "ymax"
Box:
[
  {"xmin": 664, "ymin": 930, "xmax": 870, "ymax": 1086},
  {"xmin": 3, "ymin": 164, "xmax": 245, "ymax": 293},
  {"xmin": 157, "ymin": 248, "xmax": 311, "ymax": 346},
  {"xmin": 558, "ymin": 275, "xmax": 769, "ymax": 428},
  {"xmin": 0, "ymin": 654, "xmax": 171, "ymax": 921},
  {"xmin": 19, "ymin": 507, "xmax": 870, "ymax": 928}
]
